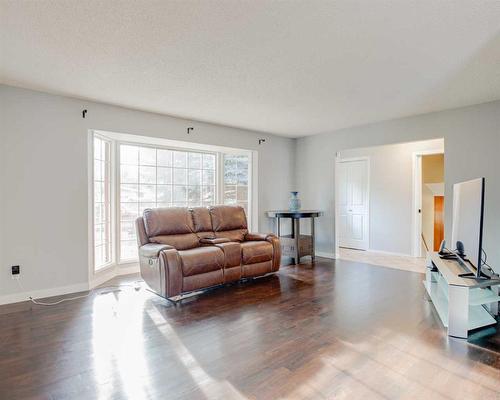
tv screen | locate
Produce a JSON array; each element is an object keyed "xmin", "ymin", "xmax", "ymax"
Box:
[{"xmin": 451, "ymin": 178, "xmax": 485, "ymax": 272}]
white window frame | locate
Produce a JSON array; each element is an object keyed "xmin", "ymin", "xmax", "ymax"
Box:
[
  {"xmin": 90, "ymin": 133, "xmax": 116, "ymax": 273},
  {"xmin": 89, "ymin": 129, "xmax": 257, "ymax": 272},
  {"xmin": 116, "ymin": 140, "xmax": 220, "ymax": 264}
]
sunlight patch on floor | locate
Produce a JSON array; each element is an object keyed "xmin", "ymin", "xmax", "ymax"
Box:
[
  {"xmin": 339, "ymin": 248, "xmax": 426, "ymax": 274},
  {"xmin": 146, "ymin": 306, "xmax": 248, "ymax": 399}
]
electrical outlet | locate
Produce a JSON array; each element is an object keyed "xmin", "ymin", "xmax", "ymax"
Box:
[{"xmin": 11, "ymin": 265, "xmax": 20, "ymax": 279}]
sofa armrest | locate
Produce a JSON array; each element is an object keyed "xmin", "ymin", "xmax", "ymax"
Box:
[
  {"xmin": 199, "ymin": 237, "xmax": 231, "ymax": 245},
  {"xmin": 139, "ymin": 243, "xmax": 182, "ymax": 298},
  {"xmin": 245, "ymin": 232, "xmax": 275, "ymax": 241},
  {"xmin": 244, "ymin": 233, "xmax": 281, "ymax": 271},
  {"xmin": 265, "ymin": 234, "xmax": 281, "ymax": 271},
  {"xmin": 139, "ymin": 243, "xmax": 174, "ymax": 259}
]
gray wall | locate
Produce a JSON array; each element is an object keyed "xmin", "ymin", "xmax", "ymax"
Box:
[
  {"xmin": 0, "ymin": 85, "xmax": 295, "ymax": 299},
  {"xmin": 340, "ymin": 139, "xmax": 443, "ymax": 255},
  {"xmin": 296, "ymin": 100, "xmax": 500, "ymax": 272}
]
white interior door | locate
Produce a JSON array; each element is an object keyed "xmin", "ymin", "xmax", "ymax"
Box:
[{"xmin": 337, "ymin": 159, "xmax": 369, "ymax": 250}]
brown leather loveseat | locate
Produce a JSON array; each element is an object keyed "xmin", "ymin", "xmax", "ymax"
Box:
[{"xmin": 135, "ymin": 205, "xmax": 281, "ymax": 300}]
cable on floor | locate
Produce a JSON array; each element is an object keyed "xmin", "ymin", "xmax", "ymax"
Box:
[{"xmin": 14, "ymin": 279, "xmax": 144, "ymax": 306}]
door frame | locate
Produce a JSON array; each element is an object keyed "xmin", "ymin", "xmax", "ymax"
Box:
[
  {"xmin": 411, "ymin": 148, "xmax": 444, "ymax": 257},
  {"xmin": 334, "ymin": 155, "xmax": 370, "ymax": 257}
]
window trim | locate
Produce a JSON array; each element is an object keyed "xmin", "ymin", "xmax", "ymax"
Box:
[{"xmin": 91, "ymin": 133, "xmax": 116, "ymax": 273}]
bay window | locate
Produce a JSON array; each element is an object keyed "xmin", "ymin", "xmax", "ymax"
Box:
[{"xmin": 91, "ymin": 131, "xmax": 254, "ymax": 271}]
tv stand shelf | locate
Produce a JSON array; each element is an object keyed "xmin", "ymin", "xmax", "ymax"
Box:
[{"xmin": 424, "ymin": 252, "xmax": 500, "ymax": 338}]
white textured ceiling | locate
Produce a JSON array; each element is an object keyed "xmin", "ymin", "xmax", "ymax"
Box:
[{"xmin": 1, "ymin": 1, "xmax": 500, "ymax": 137}]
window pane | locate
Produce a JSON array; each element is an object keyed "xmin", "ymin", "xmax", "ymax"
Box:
[
  {"xmin": 94, "ymin": 181, "xmax": 103, "ymax": 203},
  {"xmin": 237, "ymin": 157, "xmax": 248, "ymax": 170},
  {"xmin": 120, "ymin": 221, "xmax": 136, "ymax": 241},
  {"xmin": 94, "ymin": 159, "xmax": 103, "ymax": 181},
  {"xmin": 139, "ymin": 184, "xmax": 156, "ymax": 202},
  {"xmin": 224, "ymin": 185, "xmax": 236, "ymax": 203},
  {"xmin": 117, "ymin": 145, "xmax": 225, "ymax": 264},
  {"xmin": 157, "ymin": 149, "xmax": 173, "ymax": 167},
  {"xmin": 203, "ymin": 185, "xmax": 215, "ymax": 203},
  {"xmin": 188, "ymin": 186, "xmax": 201, "ymax": 205},
  {"xmin": 139, "ymin": 147, "xmax": 156, "ymax": 166},
  {"xmin": 121, "ymin": 202, "xmax": 139, "ymax": 221},
  {"xmin": 189, "ymin": 153, "xmax": 202, "ymax": 169},
  {"xmin": 95, "ymin": 203, "xmax": 104, "ymax": 224},
  {"xmin": 173, "ymin": 168, "xmax": 187, "ymax": 185},
  {"xmin": 173, "ymin": 186, "xmax": 187, "ymax": 202},
  {"xmin": 157, "ymin": 167, "xmax": 172, "ymax": 184},
  {"xmin": 224, "ymin": 169, "xmax": 237, "ymax": 185},
  {"xmin": 173, "ymin": 151, "xmax": 187, "ymax": 167},
  {"xmin": 188, "ymin": 169, "xmax": 201, "ymax": 186},
  {"xmin": 121, "ymin": 145, "xmax": 139, "ymax": 165},
  {"xmin": 94, "ymin": 136, "xmax": 113, "ymax": 270},
  {"xmin": 121, "ymin": 184, "xmax": 139, "ymax": 202},
  {"xmin": 157, "ymin": 185, "xmax": 172, "ymax": 203},
  {"xmin": 202, "ymin": 170, "xmax": 215, "ymax": 185},
  {"xmin": 94, "ymin": 138, "xmax": 102, "ymax": 161},
  {"xmin": 238, "ymin": 169, "xmax": 248, "ymax": 185},
  {"xmin": 102, "ymin": 243, "xmax": 111, "ymax": 265},
  {"xmin": 223, "ymin": 154, "xmax": 250, "ymax": 222},
  {"xmin": 203, "ymin": 154, "xmax": 215, "ymax": 169},
  {"xmin": 95, "ymin": 224, "xmax": 103, "ymax": 246},
  {"xmin": 237, "ymin": 185, "xmax": 248, "ymax": 201},
  {"xmin": 95, "ymin": 245, "xmax": 103, "ymax": 267},
  {"xmin": 121, "ymin": 165, "xmax": 138, "ymax": 184},
  {"xmin": 139, "ymin": 166, "xmax": 156, "ymax": 184},
  {"xmin": 121, "ymin": 240, "xmax": 138, "ymax": 260}
]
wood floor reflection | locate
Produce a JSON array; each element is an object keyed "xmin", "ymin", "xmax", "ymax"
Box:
[{"xmin": 0, "ymin": 258, "xmax": 499, "ymax": 399}]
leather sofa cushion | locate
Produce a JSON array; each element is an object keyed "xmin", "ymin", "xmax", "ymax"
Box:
[
  {"xmin": 209, "ymin": 205, "xmax": 247, "ymax": 231},
  {"xmin": 143, "ymin": 207, "xmax": 195, "ymax": 237},
  {"xmin": 150, "ymin": 233, "xmax": 200, "ymax": 250},
  {"xmin": 215, "ymin": 229, "xmax": 247, "ymax": 242},
  {"xmin": 191, "ymin": 207, "xmax": 213, "ymax": 232},
  {"xmin": 241, "ymin": 241, "xmax": 273, "ymax": 264},
  {"xmin": 179, "ymin": 247, "xmax": 224, "ymax": 276},
  {"xmin": 243, "ymin": 260, "xmax": 272, "ymax": 278},
  {"xmin": 183, "ymin": 270, "xmax": 223, "ymax": 292}
]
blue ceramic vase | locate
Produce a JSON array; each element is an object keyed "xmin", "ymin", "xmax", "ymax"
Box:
[{"xmin": 289, "ymin": 191, "xmax": 301, "ymax": 211}]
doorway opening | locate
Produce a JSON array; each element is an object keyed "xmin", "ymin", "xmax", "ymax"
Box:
[
  {"xmin": 334, "ymin": 138, "xmax": 444, "ymax": 272},
  {"xmin": 413, "ymin": 152, "xmax": 445, "ymax": 257}
]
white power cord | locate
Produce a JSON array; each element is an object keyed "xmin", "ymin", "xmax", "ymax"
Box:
[{"xmin": 14, "ymin": 278, "xmax": 144, "ymax": 306}]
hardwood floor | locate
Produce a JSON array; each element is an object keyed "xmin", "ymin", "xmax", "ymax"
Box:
[{"xmin": 0, "ymin": 258, "xmax": 499, "ymax": 400}]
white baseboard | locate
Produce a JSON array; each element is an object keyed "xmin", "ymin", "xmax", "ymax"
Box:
[
  {"xmin": 90, "ymin": 266, "xmax": 118, "ymax": 289},
  {"xmin": 90, "ymin": 263, "xmax": 140, "ymax": 289},
  {"xmin": 0, "ymin": 281, "xmax": 90, "ymax": 306},
  {"xmin": 1, "ymin": 263, "xmax": 141, "ymax": 306},
  {"xmin": 316, "ymin": 251, "xmax": 338, "ymax": 259}
]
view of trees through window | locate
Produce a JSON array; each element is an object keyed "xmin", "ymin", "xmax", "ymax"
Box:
[
  {"xmin": 223, "ymin": 154, "xmax": 249, "ymax": 215},
  {"xmin": 119, "ymin": 144, "xmax": 217, "ymax": 260}
]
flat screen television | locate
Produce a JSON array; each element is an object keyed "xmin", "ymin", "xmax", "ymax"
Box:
[{"xmin": 451, "ymin": 177, "xmax": 486, "ymax": 278}]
